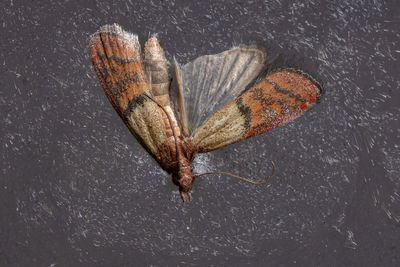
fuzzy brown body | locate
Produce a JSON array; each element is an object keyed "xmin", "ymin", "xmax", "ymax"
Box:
[
  {"xmin": 143, "ymin": 37, "xmax": 179, "ymax": 169},
  {"xmin": 89, "ymin": 24, "xmax": 321, "ymax": 202},
  {"xmin": 143, "ymin": 37, "xmax": 194, "ymax": 196}
]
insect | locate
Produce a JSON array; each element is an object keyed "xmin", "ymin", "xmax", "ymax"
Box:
[{"xmin": 89, "ymin": 24, "xmax": 321, "ymax": 202}]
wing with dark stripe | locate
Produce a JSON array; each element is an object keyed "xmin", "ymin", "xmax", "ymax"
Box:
[
  {"xmin": 191, "ymin": 70, "xmax": 321, "ymax": 153},
  {"xmin": 89, "ymin": 24, "xmax": 176, "ymax": 172},
  {"xmin": 89, "ymin": 24, "xmax": 148, "ymax": 118},
  {"xmin": 178, "ymin": 46, "xmax": 266, "ymax": 136}
]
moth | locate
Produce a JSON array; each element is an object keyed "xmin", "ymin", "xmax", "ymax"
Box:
[{"xmin": 89, "ymin": 24, "xmax": 321, "ymax": 202}]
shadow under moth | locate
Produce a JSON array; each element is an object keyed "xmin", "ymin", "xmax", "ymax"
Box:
[{"xmin": 89, "ymin": 24, "xmax": 321, "ymax": 202}]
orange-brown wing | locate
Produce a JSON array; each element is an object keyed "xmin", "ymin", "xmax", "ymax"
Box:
[
  {"xmin": 190, "ymin": 70, "xmax": 321, "ymax": 153},
  {"xmin": 89, "ymin": 24, "xmax": 176, "ymax": 172}
]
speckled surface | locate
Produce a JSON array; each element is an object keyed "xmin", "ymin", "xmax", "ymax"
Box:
[{"xmin": 1, "ymin": 0, "xmax": 399, "ymax": 266}]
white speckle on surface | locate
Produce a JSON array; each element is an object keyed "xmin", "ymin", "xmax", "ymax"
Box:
[{"xmin": 344, "ymin": 230, "xmax": 358, "ymax": 250}]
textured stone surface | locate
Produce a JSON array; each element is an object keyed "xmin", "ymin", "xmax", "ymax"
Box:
[{"xmin": 1, "ymin": 0, "xmax": 399, "ymax": 266}]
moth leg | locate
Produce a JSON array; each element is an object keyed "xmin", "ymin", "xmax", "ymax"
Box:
[
  {"xmin": 187, "ymin": 191, "xmax": 193, "ymax": 202},
  {"xmin": 180, "ymin": 191, "xmax": 186, "ymax": 202},
  {"xmin": 179, "ymin": 191, "xmax": 193, "ymax": 202}
]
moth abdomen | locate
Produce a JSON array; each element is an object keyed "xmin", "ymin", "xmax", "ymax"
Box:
[
  {"xmin": 143, "ymin": 37, "xmax": 170, "ymax": 105},
  {"xmin": 143, "ymin": 36, "xmax": 183, "ymax": 169}
]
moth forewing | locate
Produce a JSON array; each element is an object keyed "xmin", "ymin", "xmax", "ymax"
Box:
[
  {"xmin": 90, "ymin": 25, "xmax": 178, "ymax": 174},
  {"xmin": 89, "ymin": 24, "xmax": 147, "ymax": 117},
  {"xmin": 190, "ymin": 69, "xmax": 321, "ymax": 153}
]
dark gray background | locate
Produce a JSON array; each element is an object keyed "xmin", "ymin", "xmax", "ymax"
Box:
[{"xmin": 1, "ymin": 0, "xmax": 399, "ymax": 266}]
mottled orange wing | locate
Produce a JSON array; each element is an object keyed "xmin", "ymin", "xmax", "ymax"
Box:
[
  {"xmin": 89, "ymin": 24, "xmax": 176, "ymax": 172},
  {"xmin": 191, "ymin": 70, "xmax": 321, "ymax": 153},
  {"xmin": 89, "ymin": 24, "xmax": 148, "ymax": 118}
]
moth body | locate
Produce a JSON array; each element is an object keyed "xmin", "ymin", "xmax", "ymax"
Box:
[
  {"xmin": 89, "ymin": 24, "xmax": 322, "ymax": 203},
  {"xmin": 143, "ymin": 36, "xmax": 194, "ymax": 201}
]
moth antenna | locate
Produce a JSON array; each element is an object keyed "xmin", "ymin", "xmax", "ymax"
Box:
[
  {"xmin": 174, "ymin": 57, "xmax": 189, "ymax": 136},
  {"xmin": 192, "ymin": 161, "xmax": 275, "ymax": 185},
  {"xmin": 144, "ymin": 93, "xmax": 181, "ymax": 170}
]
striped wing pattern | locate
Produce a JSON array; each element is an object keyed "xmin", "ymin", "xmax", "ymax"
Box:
[
  {"xmin": 89, "ymin": 24, "xmax": 175, "ymax": 172},
  {"xmin": 179, "ymin": 47, "xmax": 266, "ymax": 135},
  {"xmin": 191, "ymin": 70, "xmax": 321, "ymax": 153}
]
